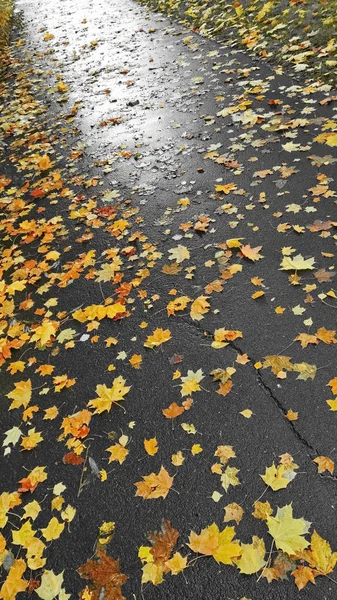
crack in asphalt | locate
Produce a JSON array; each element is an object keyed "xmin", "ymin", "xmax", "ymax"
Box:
[{"xmin": 180, "ymin": 315, "xmax": 321, "ymax": 459}]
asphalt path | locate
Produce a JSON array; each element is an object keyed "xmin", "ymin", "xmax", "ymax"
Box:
[{"xmin": 1, "ymin": 0, "xmax": 337, "ymax": 597}]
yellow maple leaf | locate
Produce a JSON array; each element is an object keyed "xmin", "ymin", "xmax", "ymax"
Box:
[
  {"xmin": 36, "ymin": 154, "xmax": 54, "ymax": 171},
  {"xmin": 171, "ymin": 451, "xmax": 184, "ymax": 466},
  {"xmin": 214, "ymin": 445, "xmax": 236, "ymax": 464},
  {"xmin": 191, "ymin": 443, "xmax": 202, "ymax": 455},
  {"xmin": 144, "ymin": 328, "xmax": 171, "ymax": 349},
  {"xmin": 26, "ymin": 537, "xmax": 46, "ymax": 570},
  {"xmin": 41, "ymin": 517, "xmax": 65, "ymax": 541},
  {"xmin": 106, "ymin": 443, "xmax": 129, "ymax": 464},
  {"xmin": 168, "ymin": 245, "xmax": 190, "ymax": 264},
  {"xmin": 135, "ymin": 466, "xmax": 173, "ymax": 499},
  {"xmin": 252, "ymin": 501, "xmax": 273, "ymax": 521},
  {"xmin": 303, "ymin": 530, "xmax": 337, "ymax": 575},
  {"xmin": 190, "ymin": 296, "xmax": 210, "ymax": 321},
  {"xmin": 165, "ymin": 551, "xmax": 187, "ymax": 575},
  {"xmin": 144, "ymin": 438, "xmax": 158, "ymax": 456},
  {"xmin": 7, "ymin": 361, "xmax": 25, "ymax": 375},
  {"xmin": 221, "ymin": 466, "xmax": 240, "ymax": 492},
  {"xmin": 6, "ymin": 380, "xmax": 32, "ymax": 410},
  {"xmin": 30, "ymin": 320, "xmax": 57, "ymax": 346},
  {"xmin": 88, "ymin": 376, "xmax": 130, "ymax": 414},
  {"xmin": 280, "ymin": 254, "xmax": 315, "ymax": 270},
  {"xmin": 167, "ymin": 296, "xmax": 191, "ymax": 316},
  {"xmin": 261, "ymin": 460, "xmax": 298, "ymax": 491},
  {"xmin": 0, "ymin": 558, "xmax": 28, "ymax": 600},
  {"xmin": 141, "ymin": 562, "xmax": 164, "ymax": 585},
  {"xmin": 12, "ymin": 521, "xmax": 36, "ymax": 548},
  {"xmin": 267, "ymin": 505, "xmax": 311, "ymax": 555},
  {"xmin": 21, "ymin": 428, "xmax": 43, "ymax": 451},
  {"xmin": 22, "ymin": 500, "xmax": 41, "ymax": 521},
  {"xmin": 180, "ymin": 369, "xmax": 204, "ymax": 397},
  {"xmin": 236, "ymin": 536, "xmax": 266, "ymax": 574},
  {"xmin": 35, "ymin": 570, "xmax": 64, "ymax": 600},
  {"xmin": 188, "ymin": 523, "xmax": 241, "ymax": 565},
  {"xmin": 44, "ymin": 406, "xmax": 59, "ymax": 420}
]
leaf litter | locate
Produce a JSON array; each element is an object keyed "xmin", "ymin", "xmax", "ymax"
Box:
[{"xmin": 0, "ymin": 0, "xmax": 337, "ymax": 597}]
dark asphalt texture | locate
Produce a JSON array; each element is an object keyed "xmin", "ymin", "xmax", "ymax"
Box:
[{"xmin": 1, "ymin": 0, "xmax": 337, "ymax": 598}]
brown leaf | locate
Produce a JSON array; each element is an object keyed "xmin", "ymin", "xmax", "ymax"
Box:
[
  {"xmin": 148, "ymin": 520, "xmax": 179, "ymax": 564},
  {"xmin": 62, "ymin": 452, "xmax": 84, "ymax": 465},
  {"xmin": 78, "ymin": 549, "xmax": 127, "ymax": 600},
  {"xmin": 314, "ymin": 269, "xmax": 336, "ymax": 283}
]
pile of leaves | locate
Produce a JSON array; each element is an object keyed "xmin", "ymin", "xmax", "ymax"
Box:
[{"xmin": 137, "ymin": 0, "xmax": 337, "ymax": 85}]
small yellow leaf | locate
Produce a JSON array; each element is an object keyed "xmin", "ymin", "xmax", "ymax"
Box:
[
  {"xmin": 144, "ymin": 438, "xmax": 158, "ymax": 456},
  {"xmin": 191, "ymin": 443, "xmax": 203, "ymax": 455},
  {"xmin": 41, "ymin": 517, "xmax": 65, "ymax": 541}
]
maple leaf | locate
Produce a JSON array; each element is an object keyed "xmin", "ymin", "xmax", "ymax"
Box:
[
  {"xmin": 190, "ymin": 295, "xmax": 210, "ymax": 321},
  {"xmin": 138, "ymin": 520, "xmax": 179, "ymax": 584},
  {"xmin": 224, "ymin": 503, "xmax": 244, "ymax": 525},
  {"xmin": 35, "ymin": 570, "xmax": 64, "ymax": 600},
  {"xmin": 88, "ymin": 377, "xmax": 130, "ymax": 414},
  {"xmin": 6, "ymin": 379, "xmax": 32, "ymax": 410},
  {"xmin": 165, "ymin": 552, "xmax": 187, "ymax": 575},
  {"xmin": 262, "ymin": 356, "xmax": 293, "ymax": 376},
  {"xmin": 214, "ymin": 445, "xmax": 236, "ymax": 464},
  {"xmin": 267, "ymin": 505, "xmax": 311, "ymax": 555},
  {"xmin": 144, "ymin": 328, "xmax": 171, "ymax": 349},
  {"xmin": 316, "ymin": 328, "xmax": 337, "ymax": 344},
  {"xmin": 12, "ymin": 520, "xmax": 36, "ymax": 548},
  {"xmin": 303, "ymin": 530, "xmax": 337, "ymax": 575},
  {"xmin": 148, "ymin": 520, "xmax": 179, "ymax": 563},
  {"xmin": 328, "ymin": 377, "xmax": 337, "ymax": 394},
  {"xmin": 280, "ymin": 254, "xmax": 315, "ymax": 270},
  {"xmin": 261, "ymin": 458, "xmax": 298, "ymax": 491},
  {"xmin": 252, "ymin": 500, "xmax": 273, "ymax": 521},
  {"xmin": 180, "ymin": 369, "xmax": 204, "ymax": 396},
  {"xmin": 162, "ymin": 402, "xmax": 185, "ymax": 419},
  {"xmin": 21, "ymin": 428, "xmax": 43, "ymax": 451},
  {"xmin": 30, "ymin": 320, "xmax": 57, "ymax": 346},
  {"xmin": 221, "ymin": 466, "xmax": 240, "ymax": 492},
  {"xmin": 188, "ymin": 523, "xmax": 241, "ymax": 565},
  {"xmin": 313, "ymin": 456, "xmax": 334, "ymax": 475},
  {"xmin": 295, "ymin": 333, "xmax": 318, "ymax": 348},
  {"xmin": 168, "ymin": 245, "xmax": 190, "ymax": 264},
  {"xmin": 240, "ymin": 244, "xmax": 264, "ymax": 261},
  {"xmin": 41, "ymin": 517, "xmax": 65, "ymax": 542},
  {"xmin": 236, "ymin": 536, "xmax": 266, "ymax": 574},
  {"xmin": 18, "ymin": 465, "xmax": 47, "ymax": 493},
  {"xmin": 144, "ymin": 438, "xmax": 158, "ymax": 456},
  {"xmin": 167, "ymin": 296, "xmax": 191, "ymax": 316},
  {"xmin": 291, "ymin": 566, "xmax": 316, "ymax": 591},
  {"xmin": 0, "ymin": 558, "xmax": 28, "ymax": 600},
  {"xmin": 78, "ymin": 549, "xmax": 127, "ymax": 600},
  {"xmin": 135, "ymin": 466, "xmax": 173, "ymax": 499},
  {"xmin": 106, "ymin": 443, "xmax": 129, "ymax": 464}
]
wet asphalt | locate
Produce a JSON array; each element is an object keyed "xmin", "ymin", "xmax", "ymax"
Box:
[{"xmin": 1, "ymin": 0, "xmax": 337, "ymax": 597}]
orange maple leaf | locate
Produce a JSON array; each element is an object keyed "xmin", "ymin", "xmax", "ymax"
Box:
[
  {"xmin": 240, "ymin": 244, "xmax": 264, "ymax": 261},
  {"xmin": 135, "ymin": 466, "xmax": 173, "ymax": 499}
]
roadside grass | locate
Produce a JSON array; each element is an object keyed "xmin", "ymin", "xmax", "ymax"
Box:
[
  {"xmin": 138, "ymin": 0, "xmax": 337, "ymax": 85},
  {"xmin": 0, "ymin": 0, "xmax": 13, "ymax": 71}
]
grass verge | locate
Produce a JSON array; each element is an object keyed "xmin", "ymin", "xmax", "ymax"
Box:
[{"xmin": 137, "ymin": 0, "xmax": 337, "ymax": 85}]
